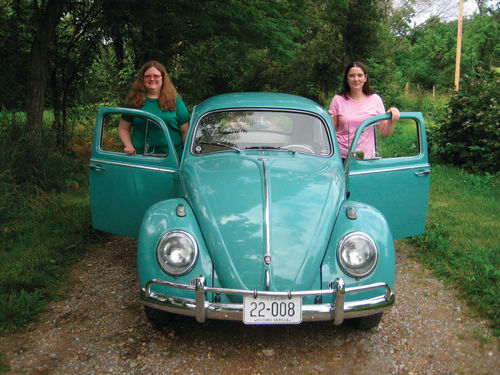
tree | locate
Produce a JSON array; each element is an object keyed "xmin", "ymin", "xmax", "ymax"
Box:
[
  {"xmin": 462, "ymin": 12, "xmax": 500, "ymax": 72},
  {"xmin": 0, "ymin": 0, "xmax": 32, "ymax": 110},
  {"xmin": 341, "ymin": 0, "xmax": 384, "ymax": 64},
  {"xmin": 50, "ymin": 0, "xmax": 103, "ymax": 148},
  {"xmin": 395, "ymin": 17, "xmax": 457, "ymax": 90},
  {"xmin": 26, "ymin": 0, "xmax": 65, "ymax": 150},
  {"xmin": 144, "ymin": 0, "xmax": 303, "ymax": 103}
]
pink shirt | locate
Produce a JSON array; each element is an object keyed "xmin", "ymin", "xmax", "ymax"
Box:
[{"xmin": 329, "ymin": 94, "xmax": 385, "ymax": 158}]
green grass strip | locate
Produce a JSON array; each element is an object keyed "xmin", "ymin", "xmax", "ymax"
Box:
[
  {"xmin": 408, "ymin": 164, "xmax": 500, "ymax": 336},
  {"xmin": 0, "ymin": 191, "xmax": 94, "ymax": 333}
]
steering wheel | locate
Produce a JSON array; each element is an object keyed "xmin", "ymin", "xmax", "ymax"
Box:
[{"xmin": 283, "ymin": 144, "xmax": 315, "ymax": 153}]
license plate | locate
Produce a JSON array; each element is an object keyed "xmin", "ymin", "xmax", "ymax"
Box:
[{"xmin": 243, "ymin": 295, "xmax": 302, "ymax": 324}]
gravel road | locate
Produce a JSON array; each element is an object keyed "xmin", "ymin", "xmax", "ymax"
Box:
[{"xmin": 1, "ymin": 236, "xmax": 498, "ymax": 374}]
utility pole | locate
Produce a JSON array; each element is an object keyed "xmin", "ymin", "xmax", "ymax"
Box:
[{"xmin": 454, "ymin": 0, "xmax": 465, "ymax": 91}]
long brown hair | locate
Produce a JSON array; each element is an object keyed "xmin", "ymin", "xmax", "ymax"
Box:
[
  {"xmin": 339, "ymin": 61, "xmax": 374, "ymax": 99},
  {"xmin": 126, "ymin": 60, "xmax": 178, "ymax": 111}
]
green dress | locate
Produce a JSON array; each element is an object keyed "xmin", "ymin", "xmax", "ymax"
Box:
[{"xmin": 125, "ymin": 96, "xmax": 190, "ymax": 159}]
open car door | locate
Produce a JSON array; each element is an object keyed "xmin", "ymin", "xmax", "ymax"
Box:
[
  {"xmin": 346, "ymin": 113, "xmax": 431, "ymax": 239},
  {"xmin": 89, "ymin": 107, "xmax": 181, "ymax": 238}
]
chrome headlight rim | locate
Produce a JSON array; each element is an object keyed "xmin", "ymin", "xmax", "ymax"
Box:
[
  {"xmin": 337, "ymin": 231, "xmax": 378, "ymax": 278},
  {"xmin": 156, "ymin": 230, "xmax": 198, "ymax": 276}
]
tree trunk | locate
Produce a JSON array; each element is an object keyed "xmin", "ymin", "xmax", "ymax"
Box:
[
  {"xmin": 51, "ymin": 68, "xmax": 65, "ymax": 149},
  {"xmin": 25, "ymin": 0, "xmax": 65, "ymax": 151}
]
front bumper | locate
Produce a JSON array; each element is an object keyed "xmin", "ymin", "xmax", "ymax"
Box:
[{"xmin": 141, "ymin": 276, "xmax": 395, "ymax": 325}]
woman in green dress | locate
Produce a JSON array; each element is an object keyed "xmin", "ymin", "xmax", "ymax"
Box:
[{"xmin": 118, "ymin": 60, "xmax": 190, "ymax": 159}]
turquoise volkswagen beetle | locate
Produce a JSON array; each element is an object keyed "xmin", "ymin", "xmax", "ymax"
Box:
[{"xmin": 90, "ymin": 92, "xmax": 430, "ymax": 330}]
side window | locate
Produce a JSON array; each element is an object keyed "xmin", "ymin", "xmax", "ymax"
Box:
[
  {"xmin": 357, "ymin": 118, "xmax": 420, "ymax": 160},
  {"xmin": 144, "ymin": 121, "xmax": 169, "ymax": 157},
  {"xmin": 101, "ymin": 113, "xmax": 124, "ymax": 153},
  {"xmin": 101, "ymin": 113, "xmax": 169, "ymax": 157}
]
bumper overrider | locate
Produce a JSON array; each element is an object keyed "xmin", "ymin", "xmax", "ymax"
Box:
[{"xmin": 141, "ymin": 276, "xmax": 395, "ymax": 325}]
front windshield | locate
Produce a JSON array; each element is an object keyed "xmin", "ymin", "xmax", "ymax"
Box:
[{"xmin": 192, "ymin": 110, "xmax": 331, "ymax": 156}]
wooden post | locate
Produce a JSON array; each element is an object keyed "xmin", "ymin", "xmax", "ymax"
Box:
[{"xmin": 454, "ymin": 0, "xmax": 464, "ymax": 91}]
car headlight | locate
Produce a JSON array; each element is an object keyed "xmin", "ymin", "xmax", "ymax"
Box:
[
  {"xmin": 337, "ymin": 232, "xmax": 378, "ymax": 278},
  {"xmin": 157, "ymin": 231, "xmax": 198, "ymax": 276}
]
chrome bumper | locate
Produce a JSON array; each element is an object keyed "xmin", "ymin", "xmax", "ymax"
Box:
[{"xmin": 141, "ymin": 276, "xmax": 395, "ymax": 325}]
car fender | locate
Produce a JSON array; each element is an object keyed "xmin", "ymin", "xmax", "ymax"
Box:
[
  {"xmin": 137, "ymin": 198, "xmax": 213, "ymax": 298},
  {"xmin": 321, "ymin": 200, "xmax": 396, "ymax": 302}
]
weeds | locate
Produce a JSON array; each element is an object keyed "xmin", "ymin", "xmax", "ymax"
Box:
[
  {"xmin": 409, "ymin": 164, "xmax": 500, "ymax": 336},
  {"xmin": 0, "ymin": 188, "xmax": 94, "ymax": 333},
  {"xmin": 0, "ymin": 113, "xmax": 96, "ymax": 334}
]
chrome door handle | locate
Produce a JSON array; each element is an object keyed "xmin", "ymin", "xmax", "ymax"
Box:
[
  {"xmin": 414, "ymin": 169, "xmax": 431, "ymax": 176},
  {"xmin": 89, "ymin": 164, "xmax": 106, "ymax": 172}
]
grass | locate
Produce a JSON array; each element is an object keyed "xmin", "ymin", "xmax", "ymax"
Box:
[
  {"xmin": 408, "ymin": 164, "xmax": 500, "ymax": 335},
  {"xmin": 0, "ymin": 189, "xmax": 95, "ymax": 333},
  {"xmin": 0, "ymin": 108, "xmax": 99, "ymax": 334}
]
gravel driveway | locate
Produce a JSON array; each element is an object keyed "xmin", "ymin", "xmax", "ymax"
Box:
[{"xmin": 1, "ymin": 236, "xmax": 498, "ymax": 374}]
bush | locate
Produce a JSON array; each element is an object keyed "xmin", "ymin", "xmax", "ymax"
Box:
[
  {"xmin": 429, "ymin": 68, "xmax": 499, "ymax": 172},
  {"xmin": 0, "ymin": 112, "xmax": 89, "ymax": 192}
]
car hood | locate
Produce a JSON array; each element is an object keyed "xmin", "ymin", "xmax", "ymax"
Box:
[{"xmin": 182, "ymin": 154, "xmax": 343, "ymax": 292}]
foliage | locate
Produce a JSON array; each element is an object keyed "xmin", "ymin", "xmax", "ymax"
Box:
[
  {"xmin": 408, "ymin": 164, "xmax": 500, "ymax": 336},
  {"xmin": 341, "ymin": 0, "xmax": 384, "ymax": 62},
  {"xmin": 461, "ymin": 13, "xmax": 500, "ymax": 72},
  {"xmin": 0, "ymin": 112, "xmax": 88, "ymax": 191},
  {"xmin": 0, "ymin": 111, "xmax": 96, "ymax": 333},
  {"xmin": 429, "ymin": 68, "xmax": 499, "ymax": 172},
  {"xmin": 49, "ymin": 0, "xmax": 104, "ymax": 147},
  {"xmin": 395, "ymin": 17, "xmax": 457, "ymax": 90},
  {"xmin": 1, "ymin": 0, "xmax": 393, "ymax": 111},
  {"xmin": 395, "ymin": 11, "xmax": 500, "ymax": 91},
  {"xmin": 170, "ymin": 0, "xmax": 305, "ymax": 104},
  {"xmin": 0, "ymin": 0, "xmax": 31, "ymax": 110}
]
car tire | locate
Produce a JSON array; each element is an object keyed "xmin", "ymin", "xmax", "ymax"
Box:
[
  {"xmin": 345, "ymin": 312, "xmax": 383, "ymax": 330},
  {"xmin": 144, "ymin": 306, "xmax": 170, "ymax": 330}
]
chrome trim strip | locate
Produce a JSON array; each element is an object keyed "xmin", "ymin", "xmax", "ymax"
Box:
[
  {"xmin": 259, "ymin": 157, "xmax": 272, "ymax": 266},
  {"xmin": 89, "ymin": 159, "xmax": 176, "ymax": 173},
  {"xmin": 265, "ymin": 269, "xmax": 270, "ymax": 291},
  {"xmin": 142, "ymin": 277, "xmax": 394, "ymax": 324},
  {"xmin": 349, "ymin": 163, "xmax": 430, "ymax": 176}
]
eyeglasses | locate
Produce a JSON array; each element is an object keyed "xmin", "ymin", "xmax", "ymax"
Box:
[{"xmin": 144, "ymin": 74, "xmax": 162, "ymax": 80}]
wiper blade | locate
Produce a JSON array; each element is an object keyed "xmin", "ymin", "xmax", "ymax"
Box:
[
  {"xmin": 244, "ymin": 146, "xmax": 296, "ymax": 153},
  {"xmin": 196, "ymin": 142, "xmax": 241, "ymax": 153}
]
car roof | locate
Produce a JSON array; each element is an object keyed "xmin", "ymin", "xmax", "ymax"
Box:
[{"xmin": 193, "ymin": 92, "xmax": 328, "ymax": 117}]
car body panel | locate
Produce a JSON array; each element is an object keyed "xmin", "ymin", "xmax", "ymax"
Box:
[
  {"xmin": 321, "ymin": 200, "xmax": 396, "ymax": 302},
  {"xmin": 181, "ymin": 152, "xmax": 343, "ymax": 294},
  {"xmin": 346, "ymin": 113, "xmax": 430, "ymax": 239}
]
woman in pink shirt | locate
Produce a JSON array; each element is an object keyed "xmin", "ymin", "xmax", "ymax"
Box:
[{"xmin": 329, "ymin": 61, "xmax": 400, "ymax": 160}]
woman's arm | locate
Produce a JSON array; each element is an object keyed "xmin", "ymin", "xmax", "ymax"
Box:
[
  {"xmin": 379, "ymin": 107, "xmax": 400, "ymax": 137},
  {"xmin": 118, "ymin": 119, "xmax": 137, "ymax": 154},
  {"xmin": 328, "ymin": 110, "xmax": 340, "ymax": 131},
  {"xmin": 179, "ymin": 122, "xmax": 189, "ymax": 144}
]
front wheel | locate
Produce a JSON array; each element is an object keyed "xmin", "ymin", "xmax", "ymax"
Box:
[
  {"xmin": 345, "ymin": 312, "xmax": 383, "ymax": 330},
  {"xmin": 144, "ymin": 305, "xmax": 170, "ymax": 330}
]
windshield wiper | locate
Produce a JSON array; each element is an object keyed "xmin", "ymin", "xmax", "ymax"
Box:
[
  {"xmin": 196, "ymin": 142, "xmax": 241, "ymax": 153},
  {"xmin": 244, "ymin": 146, "xmax": 296, "ymax": 154}
]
